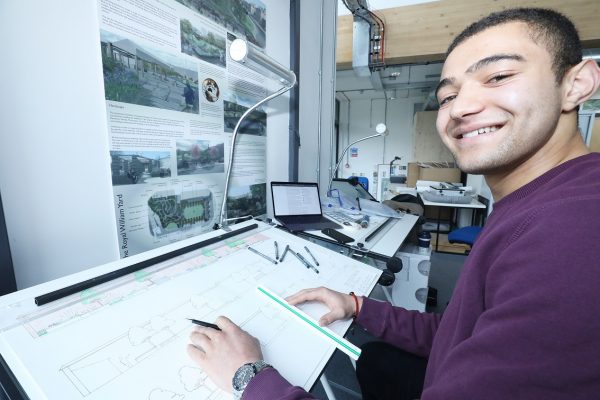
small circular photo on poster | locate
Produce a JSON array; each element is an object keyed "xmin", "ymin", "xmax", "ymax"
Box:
[{"xmin": 202, "ymin": 78, "xmax": 220, "ymax": 102}]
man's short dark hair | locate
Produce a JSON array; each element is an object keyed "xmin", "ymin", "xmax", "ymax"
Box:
[{"xmin": 447, "ymin": 8, "xmax": 582, "ymax": 83}]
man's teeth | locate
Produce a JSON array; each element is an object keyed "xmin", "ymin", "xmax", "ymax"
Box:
[{"xmin": 462, "ymin": 126, "xmax": 498, "ymax": 138}]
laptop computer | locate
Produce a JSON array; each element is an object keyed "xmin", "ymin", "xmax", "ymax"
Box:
[{"xmin": 271, "ymin": 181, "xmax": 342, "ymax": 232}]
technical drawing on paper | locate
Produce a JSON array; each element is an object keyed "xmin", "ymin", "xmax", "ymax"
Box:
[
  {"xmin": 18, "ymin": 232, "xmax": 269, "ymax": 339},
  {"xmin": 59, "ymin": 268, "xmax": 288, "ymax": 398},
  {"xmin": 0, "ymin": 225, "xmax": 381, "ymax": 399}
]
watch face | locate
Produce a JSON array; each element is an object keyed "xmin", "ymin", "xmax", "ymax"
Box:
[{"xmin": 233, "ymin": 364, "xmax": 255, "ymax": 391}]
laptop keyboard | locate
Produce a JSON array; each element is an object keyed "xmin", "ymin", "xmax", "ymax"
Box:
[{"xmin": 323, "ymin": 210, "xmax": 357, "ymax": 225}]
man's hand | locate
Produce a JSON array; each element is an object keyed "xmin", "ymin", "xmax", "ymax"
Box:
[
  {"xmin": 286, "ymin": 286, "xmax": 362, "ymax": 326},
  {"xmin": 187, "ymin": 316, "xmax": 262, "ymax": 392}
]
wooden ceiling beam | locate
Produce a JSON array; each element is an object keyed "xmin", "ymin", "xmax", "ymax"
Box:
[{"xmin": 336, "ymin": 0, "xmax": 600, "ymax": 69}]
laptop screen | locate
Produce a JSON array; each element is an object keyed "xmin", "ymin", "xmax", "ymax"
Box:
[{"xmin": 271, "ymin": 182, "xmax": 323, "ymax": 217}]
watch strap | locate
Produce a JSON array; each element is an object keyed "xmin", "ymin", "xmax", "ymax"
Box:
[{"xmin": 232, "ymin": 360, "xmax": 272, "ymax": 399}]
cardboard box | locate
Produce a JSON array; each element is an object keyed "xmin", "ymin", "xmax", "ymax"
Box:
[{"xmin": 406, "ymin": 162, "xmax": 462, "ymax": 187}]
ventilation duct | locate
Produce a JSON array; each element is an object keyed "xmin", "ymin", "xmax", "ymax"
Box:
[{"xmin": 342, "ymin": 0, "xmax": 385, "ymax": 76}]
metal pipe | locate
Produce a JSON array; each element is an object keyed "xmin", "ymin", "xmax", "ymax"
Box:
[{"xmin": 316, "ymin": 0, "xmax": 324, "ymax": 184}]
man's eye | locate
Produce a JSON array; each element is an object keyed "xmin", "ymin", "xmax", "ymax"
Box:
[
  {"xmin": 438, "ymin": 95, "xmax": 456, "ymax": 107},
  {"xmin": 487, "ymin": 74, "xmax": 511, "ymax": 83}
]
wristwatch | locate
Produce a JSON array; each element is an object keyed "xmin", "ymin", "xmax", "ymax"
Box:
[{"xmin": 232, "ymin": 360, "xmax": 272, "ymax": 399}]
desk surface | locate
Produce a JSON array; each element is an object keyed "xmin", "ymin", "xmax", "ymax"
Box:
[
  {"xmin": 420, "ymin": 195, "xmax": 487, "ymax": 209},
  {"xmin": 0, "ymin": 220, "xmax": 380, "ymax": 399},
  {"xmin": 303, "ymin": 214, "xmax": 419, "ymax": 258}
]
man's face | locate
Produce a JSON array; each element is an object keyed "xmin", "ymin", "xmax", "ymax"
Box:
[{"xmin": 436, "ymin": 22, "xmax": 564, "ymax": 175}]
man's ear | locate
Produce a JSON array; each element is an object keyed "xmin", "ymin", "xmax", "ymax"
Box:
[{"xmin": 562, "ymin": 59, "xmax": 600, "ymax": 112}]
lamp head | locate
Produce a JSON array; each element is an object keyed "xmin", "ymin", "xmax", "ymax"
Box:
[
  {"xmin": 228, "ymin": 38, "xmax": 296, "ymax": 86},
  {"xmin": 229, "ymin": 39, "xmax": 248, "ymax": 63},
  {"xmin": 376, "ymin": 123, "xmax": 388, "ymax": 136}
]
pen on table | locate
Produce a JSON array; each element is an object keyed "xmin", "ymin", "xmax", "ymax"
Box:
[
  {"xmin": 303, "ymin": 246, "xmax": 320, "ymax": 266},
  {"xmin": 279, "ymin": 244, "xmax": 290, "ymax": 262},
  {"xmin": 248, "ymin": 246, "xmax": 278, "ymax": 265},
  {"xmin": 356, "ymin": 197, "xmax": 362, "ymax": 211},
  {"xmin": 187, "ymin": 318, "xmax": 222, "ymax": 330},
  {"xmin": 292, "ymin": 249, "xmax": 319, "ymax": 274},
  {"xmin": 274, "ymin": 241, "xmax": 279, "ymax": 260}
]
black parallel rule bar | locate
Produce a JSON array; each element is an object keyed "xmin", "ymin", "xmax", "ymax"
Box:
[
  {"xmin": 364, "ymin": 218, "xmax": 392, "ymax": 243},
  {"xmin": 34, "ymin": 223, "xmax": 259, "ymax": 306}
]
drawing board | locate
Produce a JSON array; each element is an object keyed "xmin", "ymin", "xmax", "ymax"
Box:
[{"xmin": 0, "ymin": 221, "xmax": 381, "ymax": 399}]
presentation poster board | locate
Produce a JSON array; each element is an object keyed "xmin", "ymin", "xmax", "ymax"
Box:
[{"xmin": 98, "ymin": 0, "xmax": 272, "ymax": 258}]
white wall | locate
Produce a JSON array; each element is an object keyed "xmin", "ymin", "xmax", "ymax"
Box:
[
  {"xmin": 337, "ymin": 96, "xmax": 426, "ymax": 189},
  {"xmin": 0, "ymin": 1, "xmax": 118, "ymax": 289},
  {"xmin": 0, "ymin": 0, "xmax": 292, "ymax": 289}
]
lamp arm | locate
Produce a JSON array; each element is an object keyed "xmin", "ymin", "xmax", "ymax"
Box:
[
  {"xmin": 218, "ymin": 76, "xmax": 297, "ymax": 229},
  {"xmin": 245, "ymin": 47, "xmax": 296, "ymax": 85},
  {"xmin": 328, "ymin": 132, "xmax": 384, "ymax": 193}
]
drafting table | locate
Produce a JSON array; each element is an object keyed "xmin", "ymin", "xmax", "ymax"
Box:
[
  {"xmin": 0, "ymin": 220, "xmax": 381, "ymax": 399},
  {"xmin": 420, "ymin": 196, "xmax": 487, "ymax": 251},
  {"xmin": 298, "ymin": 213, "xmax": 419, "ymax": 265}
]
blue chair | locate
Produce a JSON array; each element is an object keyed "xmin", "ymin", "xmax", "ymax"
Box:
[
  {"xmin": 447, "ymin": 195, "xmax": 489, "ymax": 253},
  {"xmin": 448, "ymin": 226, "xmax": 483, "ymax": 247}
]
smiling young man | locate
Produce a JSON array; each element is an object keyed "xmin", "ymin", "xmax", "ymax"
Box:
[{"xmin": 187, "ymin": 8, "xmax": 600, "ymax": 400}]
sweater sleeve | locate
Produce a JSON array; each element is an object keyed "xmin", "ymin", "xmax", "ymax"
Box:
[
  {"xmin": 357, "ymin": 297, "xmax": 442, "ymax": 357},
  {"xmin": 243, "ymin": 368, "xmax": 316, "ymax": 400}
]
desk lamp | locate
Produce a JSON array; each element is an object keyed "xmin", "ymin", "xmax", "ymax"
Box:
[
  {"xmin": 218, "ymin": 39, "xmax": 297, "ymax": 229},
  {"xmin": 328, "ymin": 123, "xmax": 388, "ymax": 194}
]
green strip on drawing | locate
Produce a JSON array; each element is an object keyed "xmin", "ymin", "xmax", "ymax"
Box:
[{"xmin": 257, "ymin": 287, "xmax": 360, "ymax": 358}]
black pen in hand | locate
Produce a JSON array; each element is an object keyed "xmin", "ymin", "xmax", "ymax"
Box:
[{"xmin": 187, "ymin": 318, "xmax": 221, "ymax": 330}]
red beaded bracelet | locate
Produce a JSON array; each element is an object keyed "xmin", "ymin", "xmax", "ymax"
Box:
[{"xmin": 349, "ymin": 292, "xmax": 359, "ymax": 320}]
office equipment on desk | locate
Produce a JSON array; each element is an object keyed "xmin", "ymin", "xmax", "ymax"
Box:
[
  {"xmin": 279, "ymin": 244, "xmax": 290, "ymax": 262},
  {"xmin": 0, "ymin": 220, "xmax": 382, "ymax": 399},
  {"xmin": 289, "ymin": 247, "xmax": 319, "ymax": 273},
  {"xmin": 359, "ymin": 214, "xmax": 370, "ymax": 228},
  {"xmin": 248, "ymin": 246, "xmax": 278, "ymax": 265},
  {"xmin": 274, "ymin": 241, "xmax": 279, "ymax": 260},
  {"xmin": 304, "ymin": 246, "xmax": 320, "ymax": 266},
  {"xmin": 271, "ymin": 182, "xmax": 341, "ymax": 232}
]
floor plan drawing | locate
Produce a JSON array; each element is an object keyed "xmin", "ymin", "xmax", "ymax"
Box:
[
  {"xmin": 0, "ymin": 224, "xmax": 381, "ymax": 399},
  {"xmin": 15, "ymin": 232, "xmax": 269, "ymax": 339}
]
